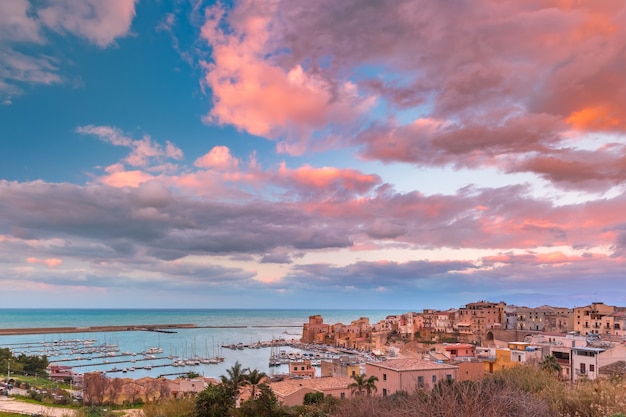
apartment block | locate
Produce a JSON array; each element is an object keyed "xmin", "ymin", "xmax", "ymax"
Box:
[
  {"xmin": 573, "ymin": 302, "xmax": 616, "ymax": 335},
  {"xmin": 456, "ymin": 301, "xmax": 505, "ymax": 334}
]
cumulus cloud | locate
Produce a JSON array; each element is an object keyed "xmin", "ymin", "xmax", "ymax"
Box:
[
  {"xmin": 194, "ymin": 146, "xmax": 239, "ymax": 171},
  {"xmin": 199, "ymin": 1, "xmax": 374, "ymax": 154},
  {"xmin": 3, "ymin": 166, "xmax": 626, "ymax": 297},
  {"xmin": 197, "ymin": 0, "xmax": 626, "ymax": 191},
  {"xmin": 0, "ymin": 0, "xmax": 42, "ymax": 43},
  {"xmin": 0, "ymin": 0, "xmax": 138, "ymax": 103},
  {"xmin": 37, "ymin": 0, "xmax": 138, "ymax": 48},
  {"xmin": 75, "ymin": 125, "xmax": 184, "ymax": 187}
]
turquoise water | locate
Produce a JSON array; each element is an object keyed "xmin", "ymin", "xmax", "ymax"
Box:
[{"xmin": 0, "ymin": 309, "xmax": 401, "ymax": 380}]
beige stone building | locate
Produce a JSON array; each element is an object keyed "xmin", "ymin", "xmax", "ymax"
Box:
[
  {"xmin": 573, "ymin": 302, "xmax": 616, "ymax": 335},
  {"xmin": 456, "ymin": 301, "xmax": 505, "ymax": 335},
  {"xmin": 366, "ymin": 359, "xmax": 458, "ymax": 397},
  {"xmin": 605, "ymin": 311, "xmax": 626, "ymax": 338},
  {"xmin": 320, "ymin": 358, "xmax": 361, "ymax": 378},
  {"xmin": 301, "ymin": 315, "xmax": 331, "ymax": 343}
]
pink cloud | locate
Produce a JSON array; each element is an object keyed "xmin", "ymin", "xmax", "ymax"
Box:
[
  {"xmin": 0, "ymin": 1, "xmax": 42, "ymax": 43},
  {"xmin": 26, "ymin": 257, "xmax": 63, "ymax": 268},
  {"xmin": 509, "ymin": 144, "xmax": 626, "ymax": 191},
  {"xmin": 197, "ymin": 0, "xmax": 626, "ymax": 190},
  {"xmin": 76, "ymin": 125, "xmax": 184, "ymax": 168},
  {"xmin": 194, "ymin": 146, "xmax": 240, "ymax": 171},
  {"xmin": 100, "ymin": 164, "xmax": 156, "ymax": 188},
  {"xmin": 199, "ymin": 2, "xmax": 374, "ymax": 154},
  {"xmin": 167, "ymin": 144, "xmax": 382, "ymax": 201},
  {"xmin": 277, "ymin": 163, "xmax": 380, "ymax": 195},
  {"xmin": 75, "ymin": 125, "xmax": 131, "ymax": 146},
  {"xmin": 37, "ymin": 0, "xmax": 138, "ymax": 48}
]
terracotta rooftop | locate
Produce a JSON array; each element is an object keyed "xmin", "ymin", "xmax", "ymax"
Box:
[
  {"xmin": 599, "ymin": 360, "xmax": 626, "ymax": 375},
  {"xmin": 368, "ymin": 358, "xmax": 458, "ymax": 371},
  {"xmin": 269, "ymin": 376, "xmax": 353, "ymax": 397}
]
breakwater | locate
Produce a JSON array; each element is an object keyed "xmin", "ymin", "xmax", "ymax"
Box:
[
  {"xmin": 0, "ymin": 324, "xmax": 198, "ymax": 336},
  {"xmin": 0, "ymin": 324, "xmax": 303, "ymax": 336}
]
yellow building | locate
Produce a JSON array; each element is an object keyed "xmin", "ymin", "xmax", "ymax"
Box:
[
  {"xmin": 482, "ymin": 343, "xmax": 543, "ymax": 373},
  {"xmin": 573, "ymin": 302, "xmax": 616, "ymax": 335}
]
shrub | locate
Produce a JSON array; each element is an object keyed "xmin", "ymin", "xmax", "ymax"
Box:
[{"xmin": 142, "ymin": 396, "xmax": 195, "ymax": 417}]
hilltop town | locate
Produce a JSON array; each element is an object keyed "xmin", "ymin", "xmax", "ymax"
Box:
[
  {"xmin": 2, "ymin": 300, "xmax": 626, "ymax": 414},
  {"xmin": 302, "ymin": 300, "xmax": 623, "ymax": 352}
]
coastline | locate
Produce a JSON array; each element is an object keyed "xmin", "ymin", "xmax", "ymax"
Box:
[
  {"xmin": 0, "ymin": 323, "xmax": 198, "ymax": 336},
  {"xmin": 0, "ymin": 323, "xmax": 303, "ymax": 336}
]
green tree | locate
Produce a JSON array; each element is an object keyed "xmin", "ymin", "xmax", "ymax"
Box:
[
  {"xmin": 220, "ymin": 361, "xmax": 249, "ymax": 406},
  {"xmin": 348, "ymin": 374, "xmax": 378, "ymax": 396},
  {"xmin": 195, "ymin": 384, "xmax": 231, "ymax": 417},
  {"xmin": 539, "ymin": 355, "xmax": 562, "ymax": 376},
  {"xmin": 17, "ymin": 353, "xmax": 49, "ymax": 376},
  {"xmin": 303, "ymin": 391, "xmax": 325, "ymax": 405},
  {"xmin": 246, "ymin": 368, "xmax": 267, "ymax": 399},
  {"xmin": 239, "ymin": 385, "xmax": 282, "ymax": 417}
]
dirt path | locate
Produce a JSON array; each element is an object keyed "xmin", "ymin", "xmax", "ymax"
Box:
[
  {"xmin": 0, "ymin": 397, "xmax": 139, "ymax": 417},
  {"xmin": 0, "ymin": 397, "xmax": 71, "ymax": 417}
]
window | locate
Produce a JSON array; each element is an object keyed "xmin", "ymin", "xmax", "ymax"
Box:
[
  {"xmin": 580, "ymin": 363, "xmax": 586, "ymax": 374},
  {"xmin": 432, "ymin": 375, "xmax": 437, "ymax": 384},
  {"xmin": 417, "ymin": 376, "xmax": 424, "ymax": 388},
  {"xmin": 383, "ymin": 373, "xmax": 387, "ymax": 381},
  {"xmin": 590, "ymin": 364, "xmax": 595, "ymax": 372},
  {"xmin": 340, "ymin": 393, "xmax": 345, "ymax": 399},
  {"xmin": 382, "ymin": 388, "xmax": 387, "ymax": 398},
  {"xmin": 446, "ymin": 374, "xmax": 452, "ymax": 381}
]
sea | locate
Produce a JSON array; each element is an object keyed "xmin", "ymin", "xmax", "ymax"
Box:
[{"xmin": 0, "ymin": 309, "xmax": 402, "ymax": 381}]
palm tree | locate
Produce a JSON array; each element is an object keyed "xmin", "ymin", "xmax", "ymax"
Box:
[
  {"xmin": 220, "ymin": 361, "xmax": 249, "ymax": 406},
  {"xmin": 348, "ymin": 373, "xmax": 378, "ymax": 396},
  {"xmin": 246, "ymin": 368, "xmax": 267, "ymax": 399},
  {"xmin": 540, "ymin": 355, "xmax": 562, "ymax": 376}
]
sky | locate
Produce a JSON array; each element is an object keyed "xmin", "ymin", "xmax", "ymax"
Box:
[{"xmin": 1, "ymin": 0, "xmax": 626, "ymax": 310}]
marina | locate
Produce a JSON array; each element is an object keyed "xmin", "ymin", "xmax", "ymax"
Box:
[
  {"xmin": 0, "ymin": 309, "xmax": 399, "ymax": 380},
  {"xmin": 1, "ymin": 332, "xmax": 376, "ymax": 380}
]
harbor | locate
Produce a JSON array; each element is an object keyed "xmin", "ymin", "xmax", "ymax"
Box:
[
  {"xmin": 0, "ymin": 327, "xmax": 370, "ymax": 379},
  {"xmin": 0, "ymin": 309, "xmax": 398, "ymax": 380},
  {"xmin": 1, "ymin": 331, "xmax": 376, "ymax": 380}
]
